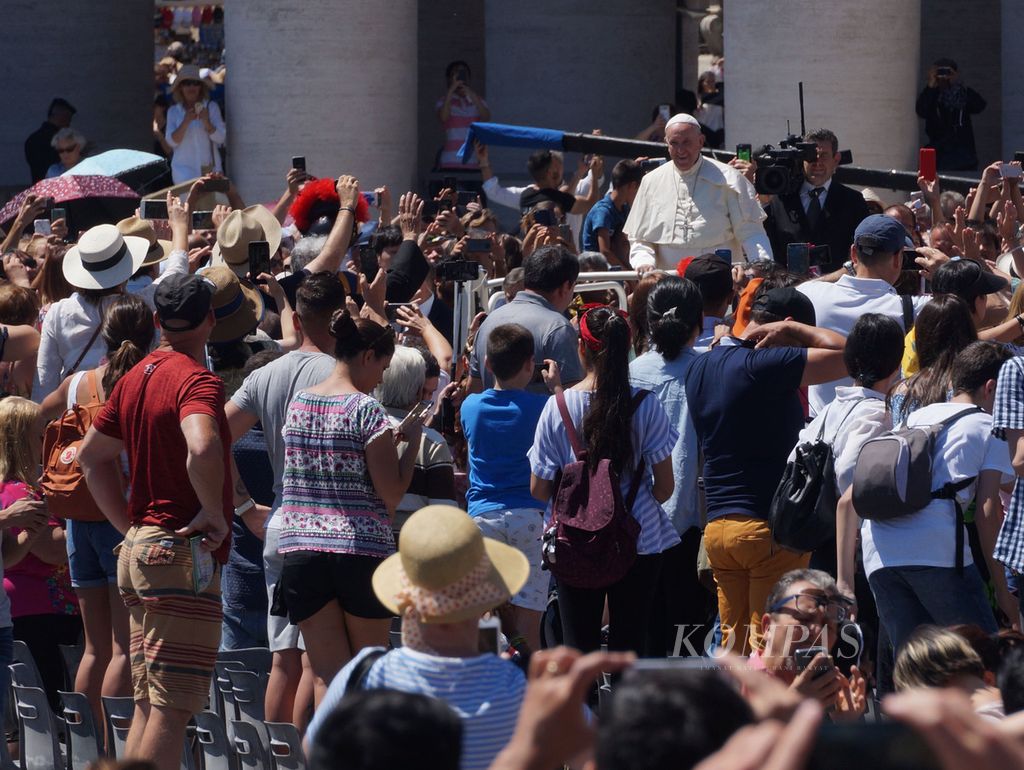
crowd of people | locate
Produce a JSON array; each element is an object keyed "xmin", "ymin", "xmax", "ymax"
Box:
[{"xmin": 0, "ymin": 52, "xmax": 1022, "ymax": 770}]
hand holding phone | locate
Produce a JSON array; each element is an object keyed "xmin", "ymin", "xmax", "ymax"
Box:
[
  {"xmin": 786, "ymin": 243, "xmax": 810, "ymax": 275},
  {"xmin": 736, "ymin": 144, "xmax": 752, "ymax": 162},
  {"xmin": 50, "ymin": 207, "xmax": 66, "ymax": 224},
  {"xmin": 248, "ymin": 240, "xmax": 271, "ymax": 282},
  {"xmin": 1000, "ymin": 163, "xmax": 1022, "ymax": 179},
  {"xmin": 141, "ymin": 199, "xmax": 169, "ymax": 220},
  {"xmin": 33, "ymin": 219, "xmax": 51, "ymax": 236},
  {"xmin": 919, "ymin": 147, "xmax": 937, "ymax": 182},
  {"xmin": 358, "ymin": 244, "xmax": 380, "ymax": 282},
  {"xmin": 396, "ymin": 401, "xmax": 430, "ymax": 440},
  {"xmin": 291, "ymin": 156, "xmax": 306, "ymax": 172},
  {"xmin": 191, "ymin": 210, "xmax": 215, "ymax": 231}
]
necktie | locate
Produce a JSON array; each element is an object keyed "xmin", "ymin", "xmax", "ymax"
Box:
[{"xmin": 806, "ymin": 187, "xmax": 824, "ymax": 231}]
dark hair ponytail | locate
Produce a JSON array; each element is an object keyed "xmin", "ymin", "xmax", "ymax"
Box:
[
  {"xmin": 329, "ymin": 309, "xmax": 396, "ymax": 361},
  {"xmin": 647, "ymin": 277, "xmax": 703, "ymax": 361},
  {"xmin": 101, "ymin": 294, "xmax": 155, "ymax": 394},
  {"xmin": 581, "ymin": 307, "xmax": 635, "ymax": 473}
]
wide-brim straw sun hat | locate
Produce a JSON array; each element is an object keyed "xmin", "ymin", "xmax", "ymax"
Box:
[{"xmin": 63, "ymin": 224, "xmax": 149, "ymax": 291}]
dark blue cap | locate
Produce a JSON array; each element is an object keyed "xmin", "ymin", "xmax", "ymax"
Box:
[{"xmin": 853, "ymin": 215, "xmax": 909, "ymax": 257}]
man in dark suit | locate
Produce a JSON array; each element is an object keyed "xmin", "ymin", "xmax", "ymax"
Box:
[
  {"xmin": 24, "ymin": 98, "xmax": 76, "ymax": 183},
  {"xmin": 763, "ymin": 128, "xmax": 869, "ymax": 274}
]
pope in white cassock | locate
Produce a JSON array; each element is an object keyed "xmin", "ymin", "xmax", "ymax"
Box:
[{"xmin": 624, "ymin": 113, "xmax": 773, "ymax": 271}]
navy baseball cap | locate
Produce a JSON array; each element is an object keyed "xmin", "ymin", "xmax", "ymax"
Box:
[{"xmin": 853, "ymin": 215, "xmax": 910, "ymax": 257}]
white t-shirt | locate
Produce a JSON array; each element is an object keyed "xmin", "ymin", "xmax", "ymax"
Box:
[
  {"xmin": 860, "ymin": 402, "xmax": 1013, "ymax": 577},
  {"xmin": 787, "ymin": 385, "xmax": 890, "ymax": 496},
  {"xmin": 796, "ymin": 276, "xmax": 929, "ymax": 415}
]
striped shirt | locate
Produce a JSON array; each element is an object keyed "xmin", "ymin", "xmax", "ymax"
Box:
[
  {"xmin": 279, "ymin": 391, "xmax": 394, "ymax": 556},
  {"xmin": 992, "ymin": 357, "xmax": 1024, "ymax": 572},
  {"xmin": 528, "ymin": 387, "xmax": 681, "ymax": 554},
  {"xmin": 307, "ymin": 646, "xmax": 525, "ymax": 770},
  {"xmin": 436, "ymin": 94, "xmax": 486, "ymax": 168}
]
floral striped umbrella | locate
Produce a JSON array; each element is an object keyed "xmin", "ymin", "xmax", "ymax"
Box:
[{"xmin": 0, "ymin": 175, "xmax": 140, "ymax": 234}]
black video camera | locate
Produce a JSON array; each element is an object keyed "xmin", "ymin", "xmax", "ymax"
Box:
[
  {"xmin": 640, "ymin": 158, "xmax": 668, "ymax": 174},
  {"xmin": 753, "ymin": 136, "xmax": 818, "ymax": 196},
  {"xmin": 435, "ymin": 260, "xmax": 480, "ymax": 282}
]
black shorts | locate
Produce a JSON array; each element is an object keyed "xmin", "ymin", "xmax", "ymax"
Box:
[{"xmin": 272, "ymin": 551, "xmax": 391, "ymax": 623}]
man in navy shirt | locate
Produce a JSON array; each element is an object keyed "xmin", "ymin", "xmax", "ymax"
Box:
[
  {"xmin": 684, "ymin": 287, "xmax": 848, "ymax": 654},
  {"xmin": 581, "ymin": 160, "xmax": 644, "ymax": 268}
]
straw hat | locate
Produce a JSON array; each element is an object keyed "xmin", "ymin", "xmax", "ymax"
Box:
[
  {"xmin": 212, "ymin": 206, "xmax": 283, "ymax": 278},
  {"xmin": 170, "ymin": 64, "xmax": 213, "ymax": 102},
  {"xmin": 372, "ymin": 505, "xmax": 529, "ymax": 624},
  {"xmin": 198, "ymin": 265, "xmax": 265, "ymax": 343},
  {"xmin": 63, "ymin": 224, "xmax": 149, "ymax": 291},
  {"xmin": 116, "ymin": 216, "xmax": 172, "ymax": 266}
]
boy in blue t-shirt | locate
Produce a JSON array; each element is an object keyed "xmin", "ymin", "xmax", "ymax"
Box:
[{"xmin": 460, "ymin": 323, "xmax": 558, "ymax": 652}]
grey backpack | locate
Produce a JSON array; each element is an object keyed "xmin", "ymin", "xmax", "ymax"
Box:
[{"xmin": 851, "ymin": 406, "xmax": 981, "ymax": 572}]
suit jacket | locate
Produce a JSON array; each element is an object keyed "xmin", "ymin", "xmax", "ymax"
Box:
[
  {"xmin": 426, "ymin": 296, "xmax": 454, "ymax": 346},
  {"xmin": 764, "ymin": 181, "xmax": 870, "ymax": 272}
]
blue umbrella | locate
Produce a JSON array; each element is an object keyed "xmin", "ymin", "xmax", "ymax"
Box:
[{"xmin": 63, "ymin": 149, "xmax": 170, "ymax": 193}]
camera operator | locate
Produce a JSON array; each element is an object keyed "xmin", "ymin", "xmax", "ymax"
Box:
[
  {"xmin": 624, "ymin": 113, "xmax": 771, "ymax": 273},
  {"xmin": 916, "ymin": 58, "xmax": 986, "ymax": 172},
  {"xmin": 762, "ymin": 129, "xmax": 870, "ymax": 274}
]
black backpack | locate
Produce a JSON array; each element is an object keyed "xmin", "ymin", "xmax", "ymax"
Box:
[{"xmin": 769, "ymin": 398, "xmax": 872, "ymax": 553}]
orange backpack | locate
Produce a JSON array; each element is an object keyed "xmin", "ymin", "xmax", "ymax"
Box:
[{"xmin": 40, "ymin": 369, "xmax": 108, "ymax": 522}]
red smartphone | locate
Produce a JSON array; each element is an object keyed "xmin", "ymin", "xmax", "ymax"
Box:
[{"xmin": 919, "ymin": 148, "xmax": 937, "ymax": 182}]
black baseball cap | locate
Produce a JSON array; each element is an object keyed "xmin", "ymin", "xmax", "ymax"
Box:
[
  {"xmin": 932, "ymin": 258, "xmax": 1008, "ymax": 299},
  {"xmin": 684, "ymin": 255, "xmax": 734, "ymax": 300},
  {"xmin": 155, "ymin": 273, "xmax": 214, "ymax": 332},
  {"xmin": 752, "ymin": 287, "xmax": 816, "ymax": 326}
]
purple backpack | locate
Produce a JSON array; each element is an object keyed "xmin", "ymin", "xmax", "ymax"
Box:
[{"xmin": 541, "ymin": 390, "xmax": 649, "ymax": 589}]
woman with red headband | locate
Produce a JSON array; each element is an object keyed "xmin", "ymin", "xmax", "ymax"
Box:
[{"xmin": 528, "ymin": 305, "xmax": 680, "ymax": 656}]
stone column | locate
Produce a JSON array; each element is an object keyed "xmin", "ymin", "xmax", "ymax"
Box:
[
  {"xmin": 0, "ymin": 0, "xmax": 152, "ymax": 190},
  {"xmin": 725, "ymin": 0, "xmax": 922, "ymax": 172},
  {"xmin": 1003, "ymin": 0, "xmax": 1024, "ymax": 159},
  {"xmin": 483, "ymin": 0, "xmax": 676, "ymax": 180},
  {"xmin": 226, "ymin": 0, "xmax": 418, "ymax": 204}
]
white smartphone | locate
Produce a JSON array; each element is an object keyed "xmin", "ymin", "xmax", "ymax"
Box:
[
  {"xmin": 397, "ymin": 400, "xmax": 432, "ymax": 435},
  {"xmin": 33, "ymin": 219, "xmax": 51, "ymax": 236},
  {"xmin": 478, "ymin": 616, "xmax": 501, "ymax": 654},
  {"xmin": 1001, "ymin": 163, "xmax": 1022, "ymax": 179}
]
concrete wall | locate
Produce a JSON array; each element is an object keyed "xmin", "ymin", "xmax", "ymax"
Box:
[
  {"xmin": 725, "ymin": 0, "xmax": 922, "ymax": 173},
  {"xmin": 416, "ymin": 1, "xmax": 486, "ymax": 189},
  {"xmin": 226, "ymin": 0, "xmax": 418, "ymax": 204},
  {"xmin": 0, "ymin": 0, "xmax": 152, "ymax": 192},
  {"xmin": 920, "ymin": 0, "xmax": 1001, "ymax": 170},
  {"xmin": 483, "ymin": 0, "xmax": 676, "ymax": 180}
]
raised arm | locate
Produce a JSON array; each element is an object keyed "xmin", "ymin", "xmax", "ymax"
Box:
[{"xmin": 303, "ymin": 175, "xmax": 359, "ymax": 275}]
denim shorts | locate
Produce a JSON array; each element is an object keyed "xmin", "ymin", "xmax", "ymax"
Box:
[{"xmin": 67, "ymin": 519, "xmax": 124, "ymax": 589}]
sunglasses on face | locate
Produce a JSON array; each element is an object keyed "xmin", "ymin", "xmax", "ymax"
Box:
[
  {"xmin": 57, "ymin": 146, "xmax": 78, "ymax": 154},
  {"xmin": 769, "ymin": 592, "xmax": 848, "ymax": 623}
]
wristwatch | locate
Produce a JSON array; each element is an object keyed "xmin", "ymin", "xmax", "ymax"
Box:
[{"xmin": 843, "ymin": 260, "xmax": 856, "ymax": 276}]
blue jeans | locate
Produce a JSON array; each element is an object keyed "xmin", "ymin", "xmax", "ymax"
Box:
[
  {"xmin": 868, "ymin": 564, "xmax": 997, "ymax": 655},
  {"xmin": 221, "ymin": 606, "xmax": 269, "ymax": 651}
]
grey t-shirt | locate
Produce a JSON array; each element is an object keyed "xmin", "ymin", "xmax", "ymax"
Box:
[
  {"xmin": 470, "ymin": 291, "xmax": 583, "ymax": 392},
  {"xmin": 230, "ymin": 350, "xmax": 335, "ymax": 519}
]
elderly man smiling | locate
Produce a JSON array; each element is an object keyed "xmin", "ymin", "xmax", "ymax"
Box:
[{"xmin": 624, "ymin": 113, "xmax": 772, "ymax": 271}]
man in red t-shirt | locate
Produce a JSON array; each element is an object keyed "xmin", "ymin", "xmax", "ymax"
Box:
[{"xmin": 81, "ymin": 273, "xmax": 232, "ymax": 770}]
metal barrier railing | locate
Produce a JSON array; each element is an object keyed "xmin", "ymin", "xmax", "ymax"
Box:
[{"xmin": 454, "ymin": 270, "xmax": 657, "ymax": 359}]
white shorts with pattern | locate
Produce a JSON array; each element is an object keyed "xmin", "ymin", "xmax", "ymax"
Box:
[{"xmin": 473, "ymin": 507, "xmax": 548, "ymax": 612}]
